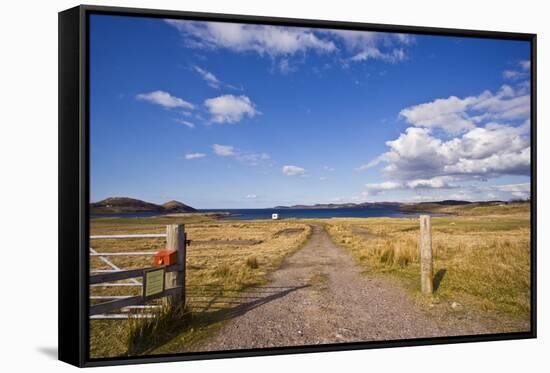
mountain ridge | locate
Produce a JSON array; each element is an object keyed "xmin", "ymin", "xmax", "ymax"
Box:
[{"xmin": 90, "ymin": 197, "xmax": 197, "ymax": 214}]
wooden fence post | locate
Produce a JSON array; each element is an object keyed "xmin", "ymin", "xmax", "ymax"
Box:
[
  {"xmin": 419, "ymin": 215, "xmax": 433, "ymax": 294},
  {"xmin": 165, "ymin": 224, "xmax": 186, "ymax": 307}
]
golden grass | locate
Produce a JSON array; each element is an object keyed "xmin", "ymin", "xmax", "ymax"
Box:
[
  {"xmin": 401, "ymin": 201, "xmax": 531, "ymax": 216},
  {"xmin": 89, "ymin": 203, "xmax": 531, "ymax": 356},
  {"xmin": 322, "ymin": 206, "xmax": 531, "ymax": 321},
  {"xmin": 89, "ymin": 215, "xmax": 311, "ymax": 358}
]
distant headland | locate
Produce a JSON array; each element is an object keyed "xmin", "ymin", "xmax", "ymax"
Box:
[{"xmin": 90, "ymin": 197, "xmax": 197, "ymax": 214}]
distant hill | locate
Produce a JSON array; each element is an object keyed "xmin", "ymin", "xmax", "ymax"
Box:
[
  {"xmin": 399, "ymin": 200, "xmax": 509, "ymax": 214},
  {"xmin": 274, "ymin": 202, "xmax": 401, "ymax": 209},
  {"xmin": 161, "ymin": 200, "xmax": 197, "ymax": 213},
  {"xmin": 431, "ymin": 200, "xmax": 472, "ymax": 206},
  {"xmin": 273, "ymin": 200, "xmax": 508, "ymax": 212},
  {"xmin": 91, "ymin": 197, "xmax": 196, "ymax": 214}
]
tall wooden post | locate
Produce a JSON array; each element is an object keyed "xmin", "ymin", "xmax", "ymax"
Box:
[
  {"xmin": 419, "ymin": 215, "xmax": 433, "ymax": 294},
  {"xmin": 165, "ymin": 224, "xmax": 186, "ymax": 307}
]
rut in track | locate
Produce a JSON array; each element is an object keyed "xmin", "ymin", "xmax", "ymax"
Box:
[{"xmin": 194, "ymin": 224, "xmax": 493, "ymax": 351}]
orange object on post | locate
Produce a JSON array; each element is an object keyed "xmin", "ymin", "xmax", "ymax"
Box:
[{"xmin": 153, "ymin": 249, "xmax": 177, "ymax": 266}]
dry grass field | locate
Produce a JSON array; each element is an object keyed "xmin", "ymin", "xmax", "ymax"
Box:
[
  {"xmin": 89, "ymin": 203, "xmax": 531, "ymax": 357},
  {"xmin": 89, "ymin": 215, "xmax": 311, "ymax": 358},
  {"xmin": 322, "ymin": 203, "xmax": 531, "ymax": 323}
]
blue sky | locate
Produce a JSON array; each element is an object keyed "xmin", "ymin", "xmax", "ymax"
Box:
[{"xmin": 90, "ymin": 15, "xmax": 531, "ymax": 208}]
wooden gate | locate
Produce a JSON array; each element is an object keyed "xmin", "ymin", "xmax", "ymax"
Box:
[{"xmin": 89, "ymin": 224, "xmax": 187, "ymax": 319}]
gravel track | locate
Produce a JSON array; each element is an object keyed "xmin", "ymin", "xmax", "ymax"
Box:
[{"xmin": 195, "ymin": 224, "xmax": 518, "ymax": 351}]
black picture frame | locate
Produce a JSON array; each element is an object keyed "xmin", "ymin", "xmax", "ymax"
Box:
[{"xmin": 59, "ymin": 4, "xmax": 537, "ymax": 367}]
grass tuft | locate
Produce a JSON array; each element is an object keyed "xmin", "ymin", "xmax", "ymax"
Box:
[
  {"xmin": 127, "ymin": 303, "xmax": 191, "ymax": 356},
  {"xmin": 323, "ymin": 206, "xmax": 531, "ymax": 321},
  {"xmin": 246, "ymin": 256, "xmax": 259, "ymax": 269}
]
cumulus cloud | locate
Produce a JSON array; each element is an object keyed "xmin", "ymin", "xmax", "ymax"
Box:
[
  {"xmin": 364, "ymin": 181, "xmax": 402, "ymax": 195},
  {"xmin": 136, "ymin": 90, "xmax": 194, "ymax": 109},
  {"xmin": 398, "ymin": 85, "xmax": 530, "ymax": 134},
  {"xmin": 360, "ymin": 77, "xmax": 531, "ymax": 201},
  {"xmin": 363, "ymin": 123, "xmax": 530, "ymax": 181},
  {"xmin": 166, "ymin": 20, "xmax": 337, "ymax": 56},
  {"xmin": 399, "ymin": 95, "xmax": 477, "ymax": 134},
  {"xmin": 165, "ymin": 20, "xmax": 413, "ymax": 69},
  {"xmin": 212, "ymin": 144, "xmax": 235, "ymax": 156},
  {"xmin": 204, "ymin": 94, "xmax": 258, "ymax": 123},
  {"xmin": 193, "ymin": 65, "xmax": 221, "ymax": 88},
  {"xmin": 245, "ymin": 194, "xmax": 257, "ymax": 199},
  {"xmin": 282, "ymin": 165, "xmax": 306, "ymax": 176},
  {"xmin": 406, "ymin": 176, "xmax": 456, "ymax": 189},
  {"xmin": 185, "ymin": 152, "xmax": 206, "ymax": 160},
  {"xmin": 364, "ymin": 176, "xmax": 456, "ymax": 195}
]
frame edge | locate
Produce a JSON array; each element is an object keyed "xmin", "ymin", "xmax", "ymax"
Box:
[{"xmin": 58, "ymin": 5, "xmax": 86, "ymax": 367}]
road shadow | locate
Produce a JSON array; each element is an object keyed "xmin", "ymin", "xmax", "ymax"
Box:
[
  {"xmin": 206, "ymin": 285, "xmax": 310, "ymax": 321},
  {"xmin": 434, "ymin": 268, "xmax": 447, "ymax": 291},
  {"xmin": 128, "ymin": 284, "xmax": 309, "ymax": 356}
]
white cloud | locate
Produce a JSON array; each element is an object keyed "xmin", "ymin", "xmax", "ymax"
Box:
[
  {"xmin": 399, "ymin": 95, "xmax": 477, "ymax": 134},
  {"xmin": 245, "ymin": 194, "xmax": 257, "ymax": 199},
  {"xmin": 364, "ymin": 181, "xmax": 402, "ymax": 195},
  {"xmin": 503, "ymin": 60, "xmax": 531, "ymax": 81},
  {"xmin": 472, "ymin": 87, "xmax": 530, "ymax": 120},
  {"xmin": 326, "ymin": 29, "xmax": 412, "ymax": 63},
  {"xmin": 174, "ymin": 119, "xmax": 195, "ymax": 128},
  {"xmin": 398, "ymin": 85, "xmax": 530, "ymax": 134},
  {"xmin": 360, "ymin": 79, "xmax": 531, "ymax": 199},
  {"xmin": 185, "ymin": 152, "xmax": 206, "ymax": 160},
  {"xmin": 236, "ymin": 152, "xmax": 270, "ymax": 165},
  {"xmin": 212, "ymin": 144, "xmax": 270, "ymax": 166},
  {"xmin": 492, "ymin": 183, "xmax": 530, "ymax": 199},
  {"xmin": 212, "ymin": 144, "xmax": 235, "ymax": 156},
  {"xmin": 323, "ymin": 166, "xmax": 335, "ymax": 172},
  {"xmin": 166, "ymin": 20, "xmax": 413, "ymax": 69},
  {"xmin": 166, "ymin": 20, "xmax": 337, "ymax": 56},
  {"xmin": 278, "ymin": 59, "xmax": 297, "ymax": 74},
  {"xmin": 360, "ymin": 180, "xmax": 531, "ymax": 202},
  {"xmin": 395, "ymin": 33, "xmax": 415, "ymax": 45},
  {"xmin": 406, "ymin": 176, "xmax": 456, "ymax": 189},
  {"xmin": 503, "ymin": 70, "xmax": 522, "ymax": 80},
  {"xmin": 351, "ymin": 47, "xmax": 406, "ymax": 63},
  {"xmin": 204, "ymin": 94, "xmax": 258, "ymax": 123},
  {"xmin": 282, "ymin": 165, "xmax": 306, "ymax": 176},
  {"xmin": 364, "ymin": 123, "xmax": 530, "ymax": 181},
  {"xmin": 519, "ymin": 60, "xmax": 531, "ymax": 71},
  {"xmin": 363, "ymin": 177, "xmax": 455, "ymax": 196},
  {"xmin": 193, "ymin": 65, "xmax": 221, "ymax": 88},
  {"xmin": 136, "ymin": 90, "xmax": 194, "ymax": 109}
]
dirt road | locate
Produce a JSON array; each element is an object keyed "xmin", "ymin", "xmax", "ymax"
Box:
[{"xmin": 195, "ymin": 224, "xmax": 498, "ymax": 351}]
